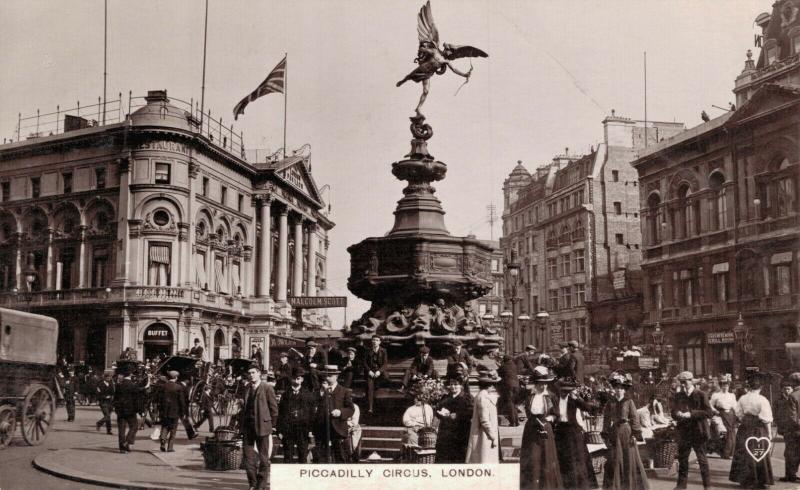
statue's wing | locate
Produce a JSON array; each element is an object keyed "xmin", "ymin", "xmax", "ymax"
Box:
[
  {"xmin": 417, "ymin": 0, "xmax": 439, "ymax": 46},
  {"xmin": 443, "ymin": 43, "xmax": 489, "ymax": 60}
]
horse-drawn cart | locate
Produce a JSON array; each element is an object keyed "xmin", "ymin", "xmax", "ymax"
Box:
[{"xmin": 0, "ymin": 308, "xmax": 59, "ymax": 449}]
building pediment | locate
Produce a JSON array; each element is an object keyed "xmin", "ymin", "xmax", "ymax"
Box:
[{"xmin": 726, "ymin": 83, "xmax": 800, "ymax": 126}]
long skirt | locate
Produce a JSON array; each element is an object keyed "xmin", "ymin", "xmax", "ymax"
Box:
[
  {"xmin": 554, "ymin": 423, "xmax": 598, "ymax": 489},
  {"xmin": 602, "ymin": 424, "xmax": 650, "ymax": 490},
  {"xmin": 719, "ymin": 410, "xmax": 737, "ymax": 459},
  {"xmin": 520, "ymin": 417, "xmax": 564, "ymax": 490},
  {"xmin": 729, "ymin": 415, "xmax": 773, "ymax": 488}
]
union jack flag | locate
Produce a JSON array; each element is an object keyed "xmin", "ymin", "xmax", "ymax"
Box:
[{"xmin": 233, "ymin": 56, "xmax": 286, "ymax": 120}]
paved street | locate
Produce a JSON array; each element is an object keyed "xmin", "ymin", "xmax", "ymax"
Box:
[{"xmin": 2, "ymin": 403, "xmax": 800, "ymax": 489}]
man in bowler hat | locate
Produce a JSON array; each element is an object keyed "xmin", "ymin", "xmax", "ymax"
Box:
[
  {"xmin": 158, "ymin": 370, "xmax": 185, "ymax": 452},
  {"xmin": 277, "ymin": 366, "xmax": 314, "ymax": 463},
  {"xmin": 241, "ymin": 363, "xmax": 279, "ymax": 490},
  {"xmin": 672, "ymin": 371, "xmax": 713, "ymax": 490},
  {"xmin": 314, "ymin": 364, "xmax": 355, "ymax": 463},
  {"xmin": 363, "ymin": 336, "xmax": 388, "ymax": 413}
]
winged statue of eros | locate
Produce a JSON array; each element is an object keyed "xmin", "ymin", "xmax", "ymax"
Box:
[{"xmin": 396, "ymin": 0, "xmax": 489, "ymax": 117}]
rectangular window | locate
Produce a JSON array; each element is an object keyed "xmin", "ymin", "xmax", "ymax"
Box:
[
  {"xmin": 682, "ymin": 270, "xmax": 694, "ymax": 306},
  {"xmin": 196, "ymin": 251, "xmax": 207, "ymax": 289},
  {"xmin": 714, "ymin": 272, "xmax": 728, "ymax": 303},
  {"xmin": 478, "ymin": 303, "xmax": 487, "ymax": 316},
  {"xmin": 774, "ymin": 264, "xmax": 792, "ymax": 296},
  {"xmin": 549, "ymin": 289, "xmax": 559, "ymax": 311},
  {"xmin": 561, "ymin": 286, "xmax": 572, "ymax": 309},
  {"xmin": 531, "ymin": 265, "xmax": 538, "ymax": 282},
  {"xmin": 547, "ymin": 258, "xmax": 558, "ymax": 278},
  {"xmin": 612, "ymin": 170, "xmax": 619, "ymax": 182},
  {"xmin": 147, "ymin": 242, "xmax": 171, "ymax": 286},
  {"xmin": 613, "ymin": 202, "xmax": 622, "ymax": 215},
  {"xmin": 238, "ymin": 194, "xmax": 244, "ymax": 212},
  {"xmin": 91, "ymin": 247, "xmax": 109, "ymax": 288},
  {"xmin": 560, "ymin": 253, "xmax": 571, "ymax": 276},
  {"xmin": 95, "ymin": 167, "xmax": 106, "ymax": 189},
  {"xmin": 615, "ymin": 233, "xmax": 624, "ymax": 245},
  {"xmin": 575, "ymin": 283, "xmax": 585, "ymax": 306},
  {"xmin": 531, "ymin": 295, "xmax": 538, "ymax": 313},
  {"xmin": 31, "ymin": 177, "xmax": 40, "ymax": 198},
  {"xmin": 62, "ymin": 173, "xmax": 72, "ymax": 194},
  {"xmin": 155, "ymin": 163, "xmax": 170, "ymax": 184},
  {"xmin": 491, "ymin": 259, "xmax": 499, "ymax": 272},
  {"xmin": 650, "ymin": 282, "xmax": 663, "ymax": 310},
  {"xmin": 672, "ymin": 271, "xmax": 681, "ymax": 307},
  {"xmin": 576, "ymin": 318, "xmax": 587, "ymax": 344},
  {"xmin": 202, "ymin": 177, "xmax": 209, "ymax": 197},
  {"xmin": 214, "ymin": 256, "xmax": 227, "ymax": 293},
  {"xmin": 220, "ymin": 186, "xmax": 228, "ymax": 206},
  {"xmin": 574, "ymin": 249, "xmax": 585, "ymax": 272},
  {"xmin": 1, "ymin": 182, "xmax": 9, "ymax": 202}
]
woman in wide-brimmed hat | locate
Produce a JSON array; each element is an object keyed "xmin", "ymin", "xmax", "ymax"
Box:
[
  {"xmin": 519, "ymin": 366, "xmax": 563, "ymax": 490},
  {"xmin": 601, "ymin": 372, "xmax": 650, "ymax": 490},
  {"xmin": 465, "ymin": 371, "xmax": 501, "ymax": 464},
  {"xmin": 710, "ymin": 373, "xmax": 737, "ymax": 459},
  {"xmin": 552, "ymin": 377, "xmax": 599, "ymax": 490}
]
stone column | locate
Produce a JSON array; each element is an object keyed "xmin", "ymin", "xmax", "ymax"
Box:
[
  {"xmin": 292, "ymin": 217, "xmax": 303, "ymax": 297},
  {"xmin": 257, "ymin": 196, "xmax": 272, "ymax": 297},
  {"xmin": 77, "ymin": 225, "xmax": 87, "ymax": 288},
  {"xmin": 113, "ymin": 157, "xmax": 132, "ymax": 285},
  {"xmin": 46, "ymin": 229, "xmax": 54, "ymax": 289},
  {"xmin": 306, "ymin": 222, "xmax": 317, "ymax": 296},
  {"xmin": 276, "ymin": 207, "xmax": 289, "ymax": 302}
]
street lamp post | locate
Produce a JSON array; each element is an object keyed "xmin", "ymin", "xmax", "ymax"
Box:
[
  {"xmin": 535, "ymin": 310, "xmax": 549, "ymax": 352},
  {"xmin": 503, "ymin": 250, "xmax": 521, "ymax": 353},
  {"xmin": 733, "ymin": 312, "xmax": 749, "ymax": 377}
]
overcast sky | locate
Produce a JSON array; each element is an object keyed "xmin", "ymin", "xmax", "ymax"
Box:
[{"xmin": 0, "ymin": 1, "xmax": 765, "ymax": 326}]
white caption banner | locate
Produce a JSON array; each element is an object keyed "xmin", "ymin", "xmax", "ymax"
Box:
[{"xmin": 271, "ymin": 464, "xmax": 518, "ymax": 490}]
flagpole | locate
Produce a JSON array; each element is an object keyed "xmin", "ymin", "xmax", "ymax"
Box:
[
  {"xmin": 199, "ymin": 0, "xmax": 210, "ymax": 129},
  {"xmin": 102, "ymin": 0, "xmax": 107, "ymax": 125},
  {"xmin": 283, "ymin": 53, "xmax": 288, "ymax": 159}
]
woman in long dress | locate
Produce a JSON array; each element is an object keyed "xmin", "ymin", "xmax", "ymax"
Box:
[
  {"xmin": 601, "ymin": 372, "xmax": 649, "ymax": 490},
  {"xmin": 465, "ymin": 372, "xmax": 500, "ymax": 463},
  {"xmin": 553, "ymin": 378, "xmax": 598, "ymax": 489},
  {"xmin": 710, "ymin": 374, "xmax": 737, "ymax": 459},
  {"xmin": 729, "ymin": 374, "xmax": 774, "ymax": 488},
  {"xmin": 519, "ymin": 366, "xmax": 563, "ymax": 490}
]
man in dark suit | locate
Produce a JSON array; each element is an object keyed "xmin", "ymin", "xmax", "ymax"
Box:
[
  {"xmin": 497, "ymin": 354, "xmax": 520, "ymax": 426},
  {"xmin": 315, "ymin": 365, "xmax": 355, "ymax": 463},
  {"xmin": 159, "ymin": 370, "xmax": 186, "ymax": 452},
  {"xmin": 434, "ymin": 374, "xmax": 474, "ymax": 462},
  {"xmin": 515, "ymin": 344, "xmax": 538, "ymax": 375},
  {"xmin": 363, "ymin": 336, "xmax": 388, "ymax": 413},
  {"xmin": 340, "ymin": 347, "xmax": 358, "ymax": 389},
  {"xmin": 275, "ymin": 352, "xmax": 293, "ymax": 392},
  {"xmin": 277, "ymin": 367, "xmax": 314, "ymax": 463},
  {"xmin": 241, "ymin": 363, "xmax": 279, "ymax": 490},
  {"xmin": 114, "ymin": 370, "xmax": 149, "ymax": 453},
  {"xmin": 568, "ymin": 341, "xmax": 585, "ymax": 383},
  {"xmin": 302, "ymin": 340, "xmax": 327, "ymax": 391},
  {"xmin": 62, "ymin": 368, "xmax": 78, "ymax": 422},
  {"xmin": 402, "ymin": 345, "xmax": 438, "ymax": 389},
  {"xmin": 188, "ymin": 338, "xmax": 204, "ymax": 359},
  {"xmin": 95, "ymin": 371, "xmax": 115, "ymax": 434},
  {"xmin": 672, "ymin": 371, "xmax": 713, "ymax": 490},
  {"xmin": 446, "ymin": 340, "xmax": 474, "ymax": 379}
]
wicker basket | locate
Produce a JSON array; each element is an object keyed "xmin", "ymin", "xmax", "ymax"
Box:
[
  {"xmin": 214, "ymin": 428, "xmax": 237, "ymax": 441},
  {"xmin": 591, "ymin": 454, "xmax": 606, "ymax": 474},
  {"xmin": 584, "ymin": 431, "xmax": 604, "ymax": 445},
  {"xmin": 418, "ymin": 426, "xmax": 437, "ymax": 449},
  {"xmin": 412, "ymin": 448, "xmax": 437, "ymax": 464},
  {"xmin": 201, "ymin": 439, "xmax": 243, "ymax": 471},
  {"xmin": 652, "ymin": 440, "xmax": 678, "ymax": 468}
]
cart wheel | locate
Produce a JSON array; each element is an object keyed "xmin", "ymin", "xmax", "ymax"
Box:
[
  {"xmin": 188, "ymin": 382, "xmax": 203, "ymax": 425},
  {"xmin": 0, "ymin": 404, "xmax": 17, "ymax": 449},
  {"xmin": 21, "ymin": 384, "xmax": 55, "ymax": 446}
]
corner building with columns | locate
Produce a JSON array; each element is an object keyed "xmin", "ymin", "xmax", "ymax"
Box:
[{"xmin": 0, "ymin": 90, "xmax": 333, "ymax": 367}]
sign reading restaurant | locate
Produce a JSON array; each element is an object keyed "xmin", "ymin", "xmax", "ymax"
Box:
[
  {"xmin": 706, "ymin": 331, "xmax": 735, "ymax": 344},
  {"xmin": 288, "ymin": 296, "xmax": 347, "ymax": 309}
]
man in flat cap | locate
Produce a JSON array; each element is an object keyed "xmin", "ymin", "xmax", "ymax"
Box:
[
  {"xmin": 241, "ymin": 363, "xmax": 279, "ymax": 489},
  {"xmin": 277, "ymin": 366, "xmax": 314, "ymax": 463},
  {"xmin": 275, "ymin": 352, "xmax": 293, "ymax": 393},
  {"xmin": 340, "ymin": 347, "xmax": 358, "ymax": 389},
  {"xmin": 158, "ymin": 370, "xmax": 186, "ymax": 452},
  {"xmin": 363, "ymin": 336, "xmax": 388, "ymax": 413},
  {"xmin": 672, "ymin": 371, "xmax": 713, "ymax": 490},
  {"xmin": 402, "ymin": 345, "xmax": 438, "ymax": 390},
  {"xmin": 446, "ymin": 339, "xmax": 474, "ymax": 380},
  {"xmin": 302, "ymin": 340, "xmax": 327, "ymax": 392}
]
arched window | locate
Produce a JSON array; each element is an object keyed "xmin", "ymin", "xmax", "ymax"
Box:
[
  {"xmin": 647, "ymin": 194, "xmax": 662, "ymax": 244},
  {"xmin": 709, "ymin": 172, "xmax": 727, "ymax": 230}
]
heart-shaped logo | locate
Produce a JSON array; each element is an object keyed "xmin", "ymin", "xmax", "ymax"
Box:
[{"xmin": 745, "ymin": 436, "xmax": 772, "ymax": 463}]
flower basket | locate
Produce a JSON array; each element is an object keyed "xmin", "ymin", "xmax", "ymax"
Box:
[
  {"xmin": 411, "ymin": 447, "xmax": 437, "ymax": 464},
  {"xmin": 213, "ymin": 427, "xmax": 237, "ymax": 441},
  {"xmin": 418, "ymin": 426, "xmax": 437, "ymax": 449},
  {"xmin": 201, "ymin": 439, "xmax": 243, "ymax": 471},
  {"xmin": 652, "ymin": 439, "xmax": 678, "ymax": 468}
]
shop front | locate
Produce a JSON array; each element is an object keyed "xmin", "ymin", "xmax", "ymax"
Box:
[
  {"xmin": 706, "ymin": 331, "xmax": 735, "ymax": 377},
  {"xmin": 143, "ymin": 323, "xmax": 174, "ymax": 361}
]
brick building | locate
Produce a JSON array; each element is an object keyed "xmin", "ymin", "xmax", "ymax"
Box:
[
  {"xmin": 0, "ymin": 90, "xmax": 334, "ymax": 367},
  {"xmin": 502, "ymin": 115, "xmax": 683, "ymax": 354},
  {"xmin": 633, "ymin": 3, "xmax": 800, "ymax": 377}
]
